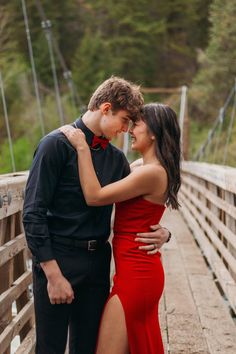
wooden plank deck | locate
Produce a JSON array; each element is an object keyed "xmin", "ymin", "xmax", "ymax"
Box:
[
  {"xmin": 159, "ymin": 209, "xmax": 236, "ymax": 354},
  {"xmin": 2, "ymin": 167, "xmax": 236, "ymax": 352},
  {"xmin": 9, "ymin": 209, "xmax": 236, "ymax": 353}
]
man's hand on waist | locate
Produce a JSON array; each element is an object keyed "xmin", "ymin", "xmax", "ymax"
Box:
[{"xmin": 135, "ymin": 224, "xmax": 171, "ymax": 255}]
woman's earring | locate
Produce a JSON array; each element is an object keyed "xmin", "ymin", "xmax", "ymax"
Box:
[{"xmin": 151, "ymin": 136, "xmax": 155, "ymax": 140}]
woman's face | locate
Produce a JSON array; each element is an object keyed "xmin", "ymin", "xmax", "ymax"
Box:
[{"xmin": 129, "ymin": 119, "xmax": 153, "ymax": 152}]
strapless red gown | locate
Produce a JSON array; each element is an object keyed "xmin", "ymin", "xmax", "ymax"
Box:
[{"xmin": 110, "ymin": 196, "xmax": 165, "ymax": 354}]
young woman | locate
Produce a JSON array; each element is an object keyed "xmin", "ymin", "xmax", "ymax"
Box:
[{"xmin": 60, "ymin": 103, "xmax": 181, "ymax": 354}]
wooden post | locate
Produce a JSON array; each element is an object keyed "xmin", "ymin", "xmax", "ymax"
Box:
[
  {"xmin": 141, "ymin": 86, "xmax": 189, "ymax": 160},
  {"xmin": 183, "ymin": 95, "xmax": 189, "ymax": 160},
  {"xmin": 179, "ymin": 85, "xmax": 189, "ymax": 160}
]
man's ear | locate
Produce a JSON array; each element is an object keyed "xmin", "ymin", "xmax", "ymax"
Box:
[{"xmin": 99, "ymin": 102, "xmax": 112, "ymax": 114}]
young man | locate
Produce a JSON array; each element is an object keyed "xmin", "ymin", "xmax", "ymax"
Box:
[{"xmin": 23, "ymin": 77, "xmax": 170, "ymax": 354}]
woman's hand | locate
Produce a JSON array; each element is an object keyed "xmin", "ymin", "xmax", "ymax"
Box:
[{"xmin": 59, "ymin": 125, "xmax": 88, "ymax": 151}]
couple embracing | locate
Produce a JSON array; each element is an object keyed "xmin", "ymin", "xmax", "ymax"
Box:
[{"xmin": 23, "ymin": 76, "xmax": 181, "ymax": 354}]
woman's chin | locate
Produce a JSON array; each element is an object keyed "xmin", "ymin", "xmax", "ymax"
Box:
[{"xmin": 131, "ymin": 143, "xmax": 138, "ymax": 151}]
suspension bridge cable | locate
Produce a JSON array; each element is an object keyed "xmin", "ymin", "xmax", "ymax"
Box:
[
  {"xmin": 222, "ymin": 85, "xmax": 235, "ymax": 112},
  {"xmin": 34, "ymin": 0, "xmax": 64, "ymax": 125},
  {"xmin": 63, "ymin": 71, "xmax": 79, "ymax": 118},
  {"xmin": 41, "ymin": 19, "xmax": 65, "ymax": 125},
  {"xmin": 21, "ymin": 0, "xmax": 45, "ymax": 136},
  {"xmin": 52, "ymin": 41, "xmax": 82, "ymax": 109},
  {"xmin": 212, "ymin": 86, "xmax": 235, "ymax": 163},
  {"xmin": 0, "ymin": 72, "xmax": 16, "ymax": 172},
  {"xmin": 200, "ymin": 112, "xmax": 222, "ymax": 161},
  {"xmin": 194, "ymin": 83, "xmax": 235, "ymax": 161},
  {"xmin": 212, "ymin": 109, "xmax": 224, "ymax": 163},
  {"xmin": 34, "ymin": 0, "xmax": 82, "ymax": 111},
  {"xmin": 223, "ymin": 80, "xmax": 236, "ymax": 165},
  {"xmin": 203, "ymin": 129, "xmax": 214, "ymax": 162}
]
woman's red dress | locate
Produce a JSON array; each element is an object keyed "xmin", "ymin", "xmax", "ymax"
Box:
[{"xmin": 109, "ymin": 196, "xmax": 165, "ymax": 354}]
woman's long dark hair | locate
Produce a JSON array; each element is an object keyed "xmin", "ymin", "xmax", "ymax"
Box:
[{"xmin": 142, "ymin": 103, "xmax": 181, "ymax": 209}]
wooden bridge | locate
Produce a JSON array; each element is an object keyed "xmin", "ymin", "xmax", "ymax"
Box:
[{"xmin": 0, "ymin": 161, "xmax": 236, "ymax": 354}]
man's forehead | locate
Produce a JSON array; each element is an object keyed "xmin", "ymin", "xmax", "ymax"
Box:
[
  {"xmin": 111, "ymin": 109, "xmax": 128, "ymax": 118},
  {"xmin": 119, "ymin": 110, "xmax": 132, "ymax": 119}
]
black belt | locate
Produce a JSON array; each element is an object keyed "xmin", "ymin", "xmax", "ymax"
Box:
[{"xmin": 52, "ymin": 235, "xmax": 107, "ymax": 251}]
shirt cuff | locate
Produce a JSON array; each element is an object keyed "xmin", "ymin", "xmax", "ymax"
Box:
[{"xmin": 34, "ymin": 245, "xmax": 55, "ymax": 263}]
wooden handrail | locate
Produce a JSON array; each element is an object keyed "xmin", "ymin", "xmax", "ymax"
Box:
[
  {"xmin": 179, "ymin": 161, "xmax": 236, "ymax": 313},
  {"xmin": 0, "ymin": 172, "xmax": 35, "ymax": 353},
  {"xmin": 1, "ymin": 162, "xmax": 236, "ymax": 350}
]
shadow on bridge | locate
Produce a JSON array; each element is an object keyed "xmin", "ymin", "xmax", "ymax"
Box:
[{"xmin": 0, "ymin": 161, "xmax": 236, "ymax": 353}]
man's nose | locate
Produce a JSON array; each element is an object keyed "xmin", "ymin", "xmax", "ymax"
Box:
[{"xmin": 122, "ymin": 123, "xmax": 129, "ymax": 132}]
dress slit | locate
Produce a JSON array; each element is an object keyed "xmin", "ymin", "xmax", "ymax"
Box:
[{"xmin": 108, "ymin": 292, "xmax": 131, "ymax": 351}]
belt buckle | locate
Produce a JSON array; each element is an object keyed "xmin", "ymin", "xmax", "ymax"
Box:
[{"xmin": 88, "ymin": 240, "xmax": 97, "ymax": 251}]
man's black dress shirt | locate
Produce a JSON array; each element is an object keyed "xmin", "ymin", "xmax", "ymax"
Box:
[{"xmin": 23, "ymin": 118, "xmax": 130, "ymax": 262}]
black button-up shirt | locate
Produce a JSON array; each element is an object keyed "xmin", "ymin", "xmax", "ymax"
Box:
[{"xmin": 23, "ymin": 118, "xmax": 130, "ymax": 262}]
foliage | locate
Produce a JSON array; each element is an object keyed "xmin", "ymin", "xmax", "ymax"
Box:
[
  {"xmin": 0, "ymin": 136, "xmax": 34, "ymax": 173},
  {"xmin": 72, "ymin": 0, "xmax": 211, "ymax": 101},
  {"xmin": 188, "ymin": 0, "xmax": 236, "ymax": 165},
  {"xmin": 2, "ymin": 0, "xmax": 236, "ymax": 171},
  {"xmin": 189, "ymin": 0, "xmax": 236, "ymax": 122}
]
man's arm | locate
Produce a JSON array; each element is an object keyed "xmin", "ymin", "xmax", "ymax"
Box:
[
  {"xmin": 23, "ymin": 136, "xmax": 63, "ymax": 261},
  {"xmin": 23, "ymin": 135, "xmax": 74, "ymax": 304},
  {"xmin": 135, "ymin": 225, "xmax": 171, "ymax": 254}
]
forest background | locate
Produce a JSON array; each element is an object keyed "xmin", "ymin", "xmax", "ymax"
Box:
[{"xmin": 0, "ymin": 0, "xmax": 235, "ymax": 173}]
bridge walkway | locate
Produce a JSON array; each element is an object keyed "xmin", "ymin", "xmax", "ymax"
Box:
[{"xmin": 158, "ymin": 210, "xmax": 236, "ymax": 354}]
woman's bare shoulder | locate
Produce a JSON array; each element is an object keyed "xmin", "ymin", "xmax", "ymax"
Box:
[{"xmin": 132, "ymin": 163, "xmax": 166, "ymax": 181}]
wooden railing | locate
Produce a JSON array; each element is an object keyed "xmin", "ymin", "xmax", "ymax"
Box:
[
  {"xmin": 179, "ymin": 161, "xmax": 236, "ymax": 313},
  {"xmin": 0, "ymin": 172, "xmax": 35, "ymax": 354},
  {"xmin": 1, "ymin": 162, "xmax": 236, "ymax": 352}
]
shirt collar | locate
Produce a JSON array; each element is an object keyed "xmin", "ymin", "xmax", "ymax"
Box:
[
  {"xmin": 74, "ymin": 116, "xmax": 110, "ymax": 149},
  {"xmin": 74, "ymin": 116, "xmax": 94, "ymax": 146}
]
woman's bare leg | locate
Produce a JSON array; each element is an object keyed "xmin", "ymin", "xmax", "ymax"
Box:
[{"xmin": 96, "ymin": 295, "xmax": 129, "ymax": 354}]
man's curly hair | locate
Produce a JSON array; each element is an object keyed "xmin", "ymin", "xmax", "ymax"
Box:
[{"xmin": 88, "ymin": 76, "xmax": 144, "ymax": 121}]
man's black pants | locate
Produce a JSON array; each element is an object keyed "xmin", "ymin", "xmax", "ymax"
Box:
[{"xmin": 33, "ymin": 241, "xmax": 111, "ymax": 354}]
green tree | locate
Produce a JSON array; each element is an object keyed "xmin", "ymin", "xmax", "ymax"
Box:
[
  {"xmin": 72, "ymin": 0, "xmax": 211, "ymax": 102},
  {"xmin": 0, "ymin": 0, "xmax": 213, "ymax": 172},
  {"xmin": 190, "ymin": 0, "xmax": 236, "ymax": 121}
]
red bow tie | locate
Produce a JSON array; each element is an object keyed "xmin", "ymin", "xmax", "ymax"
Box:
[{"xmin": 91, "ymin": 136, "xmax": 109, "ymax": 150}]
